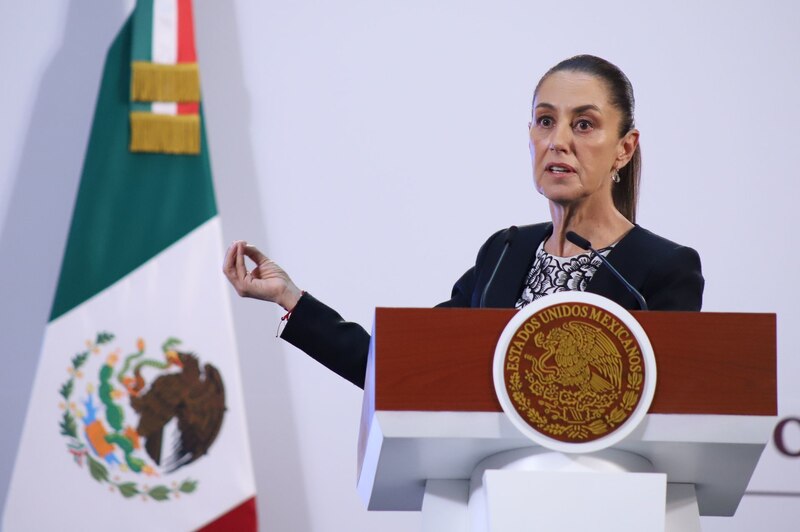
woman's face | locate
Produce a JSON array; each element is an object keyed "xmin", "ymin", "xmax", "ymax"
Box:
[{"xmin": 530, "ymin": 71, "xmax": 637, "ymax": 208}]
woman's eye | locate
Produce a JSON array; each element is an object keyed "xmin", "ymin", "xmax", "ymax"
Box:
[
  {"xmin": 574, "ymin": 119, "xmax": 593, "ymax": 131},
  {"xmin": 537, "ymin": 116, "xmax": 554, "ymax": 128}
]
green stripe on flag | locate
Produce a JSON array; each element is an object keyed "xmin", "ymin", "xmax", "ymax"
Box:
[
  {"xmin": 130, "ymin": 101, "xmax": 152, "ymax": 112},
  {"xmin": 131, "ymin": 0, "xmax": 154, "ymax": 63},
  {"xmin": 50, "ymin": 15, "xmax": 217, "ymax": 321}
]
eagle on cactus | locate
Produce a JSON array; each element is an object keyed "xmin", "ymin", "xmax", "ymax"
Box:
[{"xmin": 122, "ymin": 338, "xmax": 227, "ymax": 472}]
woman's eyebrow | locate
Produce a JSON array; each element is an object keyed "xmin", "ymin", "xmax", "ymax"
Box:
[
  {"xmin": 574, "ymin": 104, "xmax": 601, "ymax": 114},
  {"xmin": 534, "ymin": 103, "xmax": 602, "ymax": 114}
]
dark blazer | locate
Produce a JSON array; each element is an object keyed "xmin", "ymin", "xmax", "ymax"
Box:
[{"xmin": 282, "ymin": 223, "xmax": 704, "ymax": 388}]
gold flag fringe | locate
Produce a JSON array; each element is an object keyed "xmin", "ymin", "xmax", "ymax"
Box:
[
  {"xmin": 131, "ymin": 61, "xmax": 201, "ymax": 102},
  {"xmin": 130, "ymin": 112, "xmax": 201, "ymax": 155}
]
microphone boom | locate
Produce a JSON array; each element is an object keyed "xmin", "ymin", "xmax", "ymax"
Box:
[{"xmin": 565, "ymin": 231, "xmax": 648, "ymax": 311}]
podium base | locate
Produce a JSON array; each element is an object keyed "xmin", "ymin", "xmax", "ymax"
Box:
[{"xmin": 421, "ymin": 448, "xmax": 702, "ymax": 532}]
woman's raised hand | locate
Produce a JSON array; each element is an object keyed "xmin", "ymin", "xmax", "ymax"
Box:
[{"xmin": 223, "ymin": 241, "xmax": 303, "ymax": 311}]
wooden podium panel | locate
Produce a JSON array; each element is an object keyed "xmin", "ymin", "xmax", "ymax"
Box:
[
  {"xmin": 357, "ymin": 308, "xmax": 777, "ymax": 516},
  {"xmin": 372, "ymin": 308, "xmax": 776, "ymax": 416}
]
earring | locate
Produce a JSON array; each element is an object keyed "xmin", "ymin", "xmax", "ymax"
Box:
[{"xmin": 611, "ymin": 169, "xmax": 621, "ymax": 183}]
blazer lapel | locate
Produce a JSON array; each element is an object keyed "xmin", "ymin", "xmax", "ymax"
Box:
[
  {"xmin": 585, "ymin": 225, "xmax": 644, "ymax": 310},
  {"xmin": 487, "ymin": 223, "xmax": 552, "ymax": 308}
]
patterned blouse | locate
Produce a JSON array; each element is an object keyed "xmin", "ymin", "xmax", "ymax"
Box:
[{"xmin": 515, "ymin": 240, "xmax": 614, "ymax": 309}]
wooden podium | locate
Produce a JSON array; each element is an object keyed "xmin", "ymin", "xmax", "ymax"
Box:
[{"xmin": 357, "ymin": 308, "xmax": 777, "ymax": 531}]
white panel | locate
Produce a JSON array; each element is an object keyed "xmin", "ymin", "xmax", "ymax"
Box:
[{"xmin": 484, "ymin": 470, "xmax": 666, "ymax": 532}]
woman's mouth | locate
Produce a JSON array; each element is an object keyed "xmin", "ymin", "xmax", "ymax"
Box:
[{"xmin": 546, "ymin": 163, "xmax": 576, "ymax": 175}]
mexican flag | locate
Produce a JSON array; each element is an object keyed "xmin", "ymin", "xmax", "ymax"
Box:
[{"xmin": 3, "ymin": 1, "xmax": 257, "ymax": 530}]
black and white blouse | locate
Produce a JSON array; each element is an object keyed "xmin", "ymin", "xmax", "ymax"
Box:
[{"xmin": 515, "ymin": 240, "xmax": 614, "ymax": 309}]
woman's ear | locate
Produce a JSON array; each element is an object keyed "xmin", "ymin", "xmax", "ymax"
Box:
[{"xmin": 616, "ymin": 129, "xmax": 640, "ymax": 168}]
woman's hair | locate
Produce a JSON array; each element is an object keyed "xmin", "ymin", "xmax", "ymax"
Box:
[{"xmin": 534, "ymin": 55, "xmax": 641, "ymax": 223}]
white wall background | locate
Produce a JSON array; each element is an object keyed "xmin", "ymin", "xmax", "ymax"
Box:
[{"xmin": 2, "ymin": 1, "xmax": 799, "ymax": 530}]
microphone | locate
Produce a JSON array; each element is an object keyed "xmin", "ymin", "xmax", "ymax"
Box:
[
  {"xmin": 479, "ymin": 226, "xmax": 519, "ymax": 308},
  {"xmin": 565, "ymin": 230, "xmax": 648, "ymax": 311}
]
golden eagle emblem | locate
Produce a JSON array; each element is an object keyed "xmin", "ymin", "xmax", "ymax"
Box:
[
  {"xmin": 531, "ymin": 321, "xmax": 622, "ymax": 395},
  {"xmin": 502, "ymin": 302, "xmax": 646, "ymax": 444}
]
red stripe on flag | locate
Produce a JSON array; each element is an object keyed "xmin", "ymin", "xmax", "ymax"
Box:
[
  {"xmin": 178, "ymin": 102, "xmax": 200, "ymax": 115},
  {"xmin": 177, "ymin": 0, "xmax": 197, "ymax": 63},
  {"xmin": 196, "ymin": 497, "xmax": 258, "ymax": 532}
]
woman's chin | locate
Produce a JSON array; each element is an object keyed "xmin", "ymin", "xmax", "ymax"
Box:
[{"xmin": 540, "ymin": 188, "xmax": 583, "ymax": 206}]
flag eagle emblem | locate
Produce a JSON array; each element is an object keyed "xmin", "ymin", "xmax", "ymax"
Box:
[{"xmin": 58, "ymin": 332, "xmax": 226, "ymax": 501}]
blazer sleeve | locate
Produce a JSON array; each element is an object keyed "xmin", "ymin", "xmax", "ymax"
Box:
[
  {"xmin": 641, "ymin": 245, "xmax": 705, "ymax": 311},
  {"xmin": 280, "ymin": 292, "xmax": 371, "ymax": 388},
  {"xmin": 279, "ymin": 231, "xmax": 504, "ymax": 388}
]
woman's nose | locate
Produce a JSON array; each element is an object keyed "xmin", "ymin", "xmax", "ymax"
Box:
[{"xmin": 548, "ymin": 123, "xmax": 571, "ymax": 153}]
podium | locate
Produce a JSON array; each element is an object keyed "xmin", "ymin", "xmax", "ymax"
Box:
[{"xmin": 357, "ymin": 308, "xmax": 777, "ymax": 531}]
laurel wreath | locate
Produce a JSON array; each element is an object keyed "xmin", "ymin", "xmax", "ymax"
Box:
[
  {"xmin": 58, "ymin": 332, "xmax": 198, "ymax": 501},
  {"xmin": 508, "ymin": 366, "xmax": 643, "ymax": 441}
]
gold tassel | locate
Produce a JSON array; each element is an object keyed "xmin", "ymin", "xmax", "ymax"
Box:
[
  {"xmin": 131, "ymin": 61, "xmax": 201, "ymax": 102},
  {"xmin": 130, "ymin": 112, "xmax": 201, "ymax": 155}
]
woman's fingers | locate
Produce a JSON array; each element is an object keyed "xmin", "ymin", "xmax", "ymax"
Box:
[
  {"xmin": 243, "ymin": 244, "xmax": 269, "ymax": 265},
  {"xmin": 222, "ymin": 240, "xmax": 280, "ymax": 300},
  {"xmin": 223, "ymin": 240, "xmax": 252, "ymax": 297},
  {"xmin": 236, "ymin": 241, "xmax": 247, "ymax": 282},
  {"xmin": 223, "ymin": 241, "xmax": 241, "ymax": 283}
]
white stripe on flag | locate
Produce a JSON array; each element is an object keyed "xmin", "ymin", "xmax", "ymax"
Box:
[
  {"xmin": 152, "ymin": 0, "xmax": 178, "ymax": 65},
  {"xmin": 151, "ymin": 102, "xmax": 178, "ymax": 115}
]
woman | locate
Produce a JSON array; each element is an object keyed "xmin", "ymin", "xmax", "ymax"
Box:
[{"xmin": 223, "ymin": 55, "xmax": 704, "ymax": 388}]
